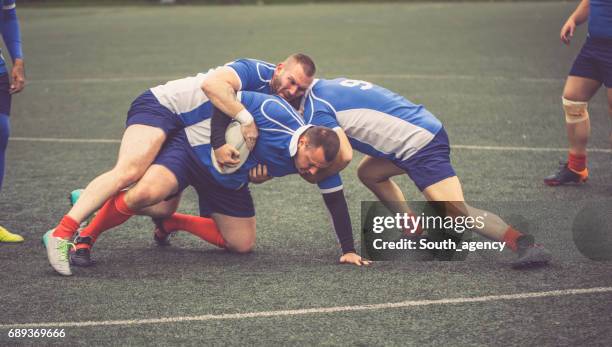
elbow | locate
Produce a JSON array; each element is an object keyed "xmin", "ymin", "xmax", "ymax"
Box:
[{"xmin": 201, "ymin": 79, "xmax": 213, "ymax": 95}]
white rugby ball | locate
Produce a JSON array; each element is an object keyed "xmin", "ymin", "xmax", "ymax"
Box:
[{"xmin": 211, "ymin": 121, "xmax": 250, "ymax": 174}]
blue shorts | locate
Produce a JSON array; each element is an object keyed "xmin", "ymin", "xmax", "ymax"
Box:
[
  {"xmin": 395, "ymin": 127, "xmax": 456, "ymax": 191},
  {"xmin": 126, "ymin": 90, "xmax": 184, "ymax": 134},
  {"xmin": 569, "ymin": 36, "xmax": 612, "ymax": 88},
  {"xmin": 153, "ymin": 131, "xmax": 255, "ymax": 218},
  {"xmin": 0, "ymin": 74, "xmax": 10, "ymax": 116}
]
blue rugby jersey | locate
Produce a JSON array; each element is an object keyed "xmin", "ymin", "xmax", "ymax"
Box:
[
  {"xmin": 149, "ymin": 58, "xmax": 275, "ymax": 127},
  {"xmin": 0, "ymin": 0, "xmax": 22, "ymax": 75},
  {"xmin": 589, "ymin": 0, "xmax": 612, "ymax": 39},
  {"xmin": 227, "ymin": 58, "xmax": 275, "ymax": 95},
  {"xmin": 185, "ymin": 91, "xmax": 342, "ymax": 192},
  {"xmin": 303, "ymin": 78, "xmax": 443, "ymax": 163}
]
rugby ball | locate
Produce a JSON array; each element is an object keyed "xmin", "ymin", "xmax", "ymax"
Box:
[{"xmin": 211, "ymin": 121, "xmax": 250, "ymax": 174}]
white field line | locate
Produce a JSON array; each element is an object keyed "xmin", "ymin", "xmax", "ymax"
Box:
[
  {"xmin": 27, "ymin": 74, "xmax": 564, "ymax": 85},
  {"xmin": 10, "ymin": 137, "xmax": 121, "ymax": 144},
  {"xmin": 451, "ymin": 144, "xmax": 612, "ymax": 154},
  {"xmin": 357, "ymin": 74, "xmax": 564, "ymax": 84},
  {"xmin": 1, "ymin": 287, "xmax": 611, "ymax": 329},
  {"xmin": 9, "ymin": 136, "xmax": 612, "ymax": 153}
]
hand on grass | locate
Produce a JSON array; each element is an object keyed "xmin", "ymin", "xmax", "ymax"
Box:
[{"xmin": 339, "ymin": 252, "xmax": 371, "ymax": 267}]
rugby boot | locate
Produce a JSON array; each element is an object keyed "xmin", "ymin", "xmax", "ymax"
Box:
[
  {"xmin": 69, "ymin": 189, "xmax": 83, "ymax": 206},
  {"xmin": 69, "ymin": 236, "xmax": 95, "ymax": 267},
  {"xmin": 0, "ymin": 225, "xmax": 24, "ymax": 243},
  {"xmin": 511, "ymin": 234, "xmax": 552, "ymax": 269},
  {"xmin": 153, "ymin": 218, "xmax": 173, "ymax": 246},
  {"xmin": 44, "ymin": 229, "xmax": 73, "ymax": 276},
  {"xmin": 544, "ymin": 161, "xmax": 588, "ymax": 186}
]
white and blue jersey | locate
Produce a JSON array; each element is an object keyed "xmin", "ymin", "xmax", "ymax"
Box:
[
  {"xmin": 184, "ymin": 91, "xmax": 342, "ymax": 192},
  {"xmin": 304, "ymin": 78, "xmax": 442, "ymax": 163},
  {"xmin": 148, "ymin": 59, "xmax": 275, "ymax": 128},
  {"xmin": 0, "ymin": 0, "xmax": 22, "ymax": 75}
]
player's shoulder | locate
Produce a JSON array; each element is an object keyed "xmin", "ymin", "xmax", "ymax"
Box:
[
  {"xmin": 312, "ymin": 78, "xmax": 351, "ymax": 96},
  {"xmin": 226, "ymin": 58, "xmax": 275, "ymax": 71},
  {"xmin": 313, "ymin": 78, "xmax": 345, "ymax": 90},
  {"xmin": 239, "ymin": 90, "xmax": 277, "ymax": 105},
  {"xmin": 239, "ymin": 91, "xmax": 289, "ymax": 117},
  {"xmin": 257, "ymin": 95, "xmax": 302, "ymax": 129},
  {"xmin": 260, "ymin": 94, "xmax": 295, "ymax": 116},
  {"xmin": 225, "ymin": 58, "xmax": 275, "ymax": 90},
  {"xmin": 310, "ymin": 78, "xmax": 355, "ymax": 106}
]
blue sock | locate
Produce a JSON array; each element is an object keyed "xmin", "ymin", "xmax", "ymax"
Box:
[{"xmin": 0, "ymin": 114, "xmax": 10, "ymax": 193}]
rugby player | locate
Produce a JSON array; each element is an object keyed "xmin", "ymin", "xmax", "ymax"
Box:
[
  {"xmin": 0, "ymin": 0, "xmax": 25, "ymax": 243},
  {"xmin": 46, "ymin": 54, "xmax": 315, "ymax": 252},
  {"xmin": 297, "ymin": 78, "xmax": 552, "ymax": 268},
  {"xmin": 544, "ymin": 0, "xmax": 612, "ymax": 186},
  {"xmin": 46, "ymin": 91, "xmax": 363, "ymax": 276}
]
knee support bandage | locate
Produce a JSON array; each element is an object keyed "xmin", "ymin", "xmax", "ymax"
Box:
[{"xmin": 563, "ymin": 97, "xmax": 589, "ymax": 124}]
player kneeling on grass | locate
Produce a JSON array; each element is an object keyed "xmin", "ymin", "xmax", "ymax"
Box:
[
  {"xmin": 298, "ymin": 78, "xmax": 552, "ymax": 268},
  {"xmin": 45, "ymin": 91, "xmax": 366, "ymax": 276},
  {"xmin": 44, "ymin": 54, "xmax": 316, "ymax": 261}
]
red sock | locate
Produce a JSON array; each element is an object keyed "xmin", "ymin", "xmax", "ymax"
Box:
[
  {"xmin": 568, "ymin": 152, "xmax": 586, "ymax": 172},
  {"xmin": 162, "ymin": 213, "xmax": 225, "ymax": 248},
  {"xmin": 52, "ymin": 215, "xmax": 80, "ymax": 239},
  {"xmin": 78, "ymin": 191, "xmax": 135, "ymax": 246},
  {"xmin": 503, "ymin": 226, "xmax": 523, "ymax": 252}
]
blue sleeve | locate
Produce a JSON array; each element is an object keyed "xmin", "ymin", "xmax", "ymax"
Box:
[
  {"xmin": 258, "ymin": 93, "xmax": 303, "ymax": 131},
  {"xmin": 321, "ymin": 189, "xmax": 355, "ymax": 254},
  {"xmin": 226, "ymin": 59, "xmax": 273, "ymax": 92},
  {"xmin": 1, "ymin": 1, "xmax": 23, "ymax": 61},
  {"xmin": 317, "ymin": 173, "xmax": 343, "ymax": 193},
  {"xmin": 304, "ymin": 94, "xmax": 339, "ymax": 129}
]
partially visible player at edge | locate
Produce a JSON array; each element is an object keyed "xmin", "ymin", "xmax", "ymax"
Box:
[
  {"xmin": 45, "ymin": 54, "xmax": 314, "ymax": 250},
  {"xmin": 0, "ymin": 0, "xmax": 25, "ymax": 243},
  {"xmin": 544, "ymin": 0, "xmax": 612, "ymax": 186},
  {"xmin": 296, "ymin": 78, "xmax": 552, "ymax": 268}
]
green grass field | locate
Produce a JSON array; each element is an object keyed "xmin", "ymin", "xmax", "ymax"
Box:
[{"xmin": 1, "ymin": 2, "xmax": 611, "ymax": 345}]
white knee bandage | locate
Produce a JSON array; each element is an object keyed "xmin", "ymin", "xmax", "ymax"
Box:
[{"xmin": 563, "ymin": 97, "xmax": 589, "ymax": 124}]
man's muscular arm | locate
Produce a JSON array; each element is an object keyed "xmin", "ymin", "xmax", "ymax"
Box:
[
  {"xmin": 201, "ymin": 67, "xmax": 258, "ymax": 150},
  {"xmin": 210, "ymin": 106, "xmax": 241, "ymax": 168}
]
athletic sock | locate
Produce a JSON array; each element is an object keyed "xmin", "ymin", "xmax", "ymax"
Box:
[
  {"xmin": 52, "ymin": 215, "xmax": 80, "ymax": 239},
  {"xmin": 503, "ymin": 226, "xmax": 524, "ymax": 252},
  {"xmin": 78, "ymin": 191, "xmax": 135, "ymax": 244},
  {"xmin": 568, "ymin": 152, "xmax": 586, "ymax": 173},
  {"xmin": 162, "ymin": 213, "xmax": 225, "ymax": 248}
]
